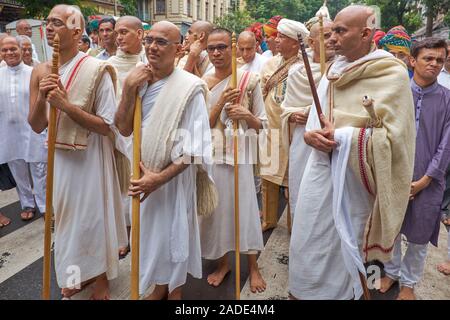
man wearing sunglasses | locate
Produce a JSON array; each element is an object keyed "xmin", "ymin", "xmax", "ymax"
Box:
[
  {"xmin": 199, "ymin": 27, "xmax": 268, "ymax": 293},
  {"xmin": 115, "ymin": 21, "xmax": 214, "ymax": 300}
]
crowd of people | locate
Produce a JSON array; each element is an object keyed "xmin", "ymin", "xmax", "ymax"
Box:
[{"xmin": 0, "ymin": 3, "xmax": 449, "ymax": 300}]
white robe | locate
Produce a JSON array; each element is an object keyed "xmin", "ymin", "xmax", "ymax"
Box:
[
  {"xmin": 0, "ymin": 62, "xmax": 47, "ymax": 164},
  {"xmin": 199, "ymin": 76, "xmax": 266, "ymax": 259},
  {"xmin": 288, "ymin": 51, "xmax": 392, "ymax": 300},
  {"xmin": 239, "ymin": 53, "xmax": 269, "ymax": 74},
  {"xmin": 139, "ymin": 78, "xmax": 212, "ymax": 294},
  {"xmin": 53, "ymin": 54, "xmax": 128, "ymax": 288}
]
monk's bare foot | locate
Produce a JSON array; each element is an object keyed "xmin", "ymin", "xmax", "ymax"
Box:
[
  {"xmin": 378, "ymin": 276, "xmax": 397, "ymax": 293},
  {"xmin": 118, "ymin": 245, "xmax": 130, "ymax": 259},
  {"xmin": 261, "ymin": 221, "xmax": 276, "ymax": 232},
  {"xmin": 144, "ymin": 285, "xmax": 168, "ymax": 300},
  {"xmin": 61, "ymin": 287, "xmax": 82, "ymax": 299},
  {"xmin": 207, "ymin": 264, "xmax": 231, "ymax": 287},
  {"xmin": 90, "ymin": 274, "xmax": 110, "ymax": 300},
  {"xmin": 437, "ymin": 261, "xmax": 450, "ymax": 276},
  {"xmin": 0, "ymin": 213, "xmax": 11, "ymax": 227},
  {"xmin": 249, "ymin": 268, "xmax": 266, "ymax": 293},
  {"xmin": 168, "ymin": 287, "xmax": 182, "ymax": 300},
  {"xmin": 61, "ymin": 278, "xmax": 95, "ymax": 298},
  {"xmin": 396, "ymin": 286, "xmax": 416, "ymax": 300}
]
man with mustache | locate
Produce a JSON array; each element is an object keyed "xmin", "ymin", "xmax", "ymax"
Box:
[
  {"xmin": 115, "ymin": 21, "xmax": 214, "ymax": 300},
  {"xmin": 28, "ymin": 4, "xmax": 128, "ymax": 299},
  {"xmin": 379, "ymin": 38, "xmax": 450, "ymax": 299}
]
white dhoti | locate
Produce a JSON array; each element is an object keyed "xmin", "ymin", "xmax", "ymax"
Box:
[
  {"xmin": 53, "ymin": 68, "xmax": 127, "ymax": 288},
  {"xmin": 289, "ymin": 131, "xmax": 372, "ymax": 300},
  {"xmin": 288, "ymin": 125, "xmax": 311, "ymax": 217},
  {"xmin": 199, "ymin": 164, "xmax": 264, "ymax": 259}
]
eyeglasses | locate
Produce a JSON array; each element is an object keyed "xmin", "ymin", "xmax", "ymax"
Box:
[
  {"xmin": 144, "ymin": 37, "xmax": 179, "ymax": 47},
  {"xmin": 206, "ymin": 44, "xmax": 229, "ymax": 53}
]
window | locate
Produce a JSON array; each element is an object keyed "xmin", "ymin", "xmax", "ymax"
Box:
[
  {"xmin": 213, "ymin": 4, "xmax": 216, "ymax": 19},
  {"xmin": 156, "ymin": 0, "xmax": 166, "ymax": 14},
  {"xmin": 196, "ymin": 0, "xmax": 201, "ymax": 19},
  {"xmin": 187, "ymin": 0, "xmax": 191, "ymax": 16},
  {"xmin": 205, "ymin": 1, "xmax": 209, "ymax": 20}
]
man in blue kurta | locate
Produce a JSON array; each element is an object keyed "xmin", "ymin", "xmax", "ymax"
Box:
[{"xmin": 379, "ymin": 38, "xmax": 450, "ymax": 299}]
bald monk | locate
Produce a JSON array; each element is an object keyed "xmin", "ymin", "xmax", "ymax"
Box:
[
  {"xmin": 28, "ymin": 5, "xmax": 128, "ymax": 299},
  {"xmin": 237, "ymin": 31, "xmax": 268, "ymax": 74},
  {"xmin": 115, "ymin": 21, "xmax": 214, "ymax": 300},
  {"xmin": 108, "ymin": 16, "xmax": 147, "ymax": 258},
  {"xmin": 288, "ymin": 5, "xmax": 415, "ymax": 300},
  {"xmin": 16, "ymin": 19, "xmax": 39, "ymax": 62},
  {"xmin": 280, "ymin": 19, "xmax": 335, "ymax": 218},
  {"xmin": 177, "ymin": 21, "xmax": 214, "ymax": 77}
]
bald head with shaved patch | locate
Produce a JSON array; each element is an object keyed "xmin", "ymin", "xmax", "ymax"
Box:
[
  {"xmin": 117, "ymin": 16, "xmax": 143, "ymax": 31},
  {"xmin": 46, "ymin": 5, "xmax": 84, "ymax": 50},
  {"xmin": 329, "ymin": 5, "xmax": 376, "ymax": 62}
]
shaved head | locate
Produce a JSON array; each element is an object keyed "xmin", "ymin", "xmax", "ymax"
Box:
[
  {"xmin": 150, "ymin": 21, "xmax": 181, "ymax": 43},
  {"xmin": 238, "ymin": 31, "xmax": 256, "ymax": 46},
  {"xmin": 335, "ymin": 5, "xmax": 376, "ymax": 34},
  {"xmin": 116, "ymin": 16, "xmax": 143, "ymax": 30},
  {"xmin": 330, "ymin": 5, "xmax": 376, "ymax": 62},
  {"xmin": 51, "ymin": 4, "xmax": 85, "ymax": 31},
  {"xmin": 309, "ymin": 19, "xmax": 333, "ymax": 39},
  {"xmin": 191, "ymin": 21, "xmax": 214, "ymax": 36}
]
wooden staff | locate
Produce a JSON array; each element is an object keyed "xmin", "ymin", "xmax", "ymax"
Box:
[
  {"xmin": 231, "ymin": 32, "xmax": 241, "ymax": 300},
  {"xmin": 318, "ymin": 14, "xmax": 326, "ymax": 75},
  {"xmin": 297, "ymin": 33, "xmax": 324, "ymax": 128},
  {"xmin": 130, "ymin": 95, "xmax": 142, "ymax": 300},
  {"xmin": 42, "ymin": 34, "xmax": 59, "ymax": 300}
]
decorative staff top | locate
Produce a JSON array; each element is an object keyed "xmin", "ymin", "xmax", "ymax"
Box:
[
  {"xmin": 315, "ymin": 0, "xmax": 331, "ymax": 19},
  {"xmin": 231, "ymin": 32, "xmax": 237, "ymax": 90},
  {"xmin": 51, "ymin": 34, "xmax": 60, "ymax": 75}
]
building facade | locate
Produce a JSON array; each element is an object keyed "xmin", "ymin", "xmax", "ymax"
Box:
[{"xmin": 137, "ymin": 0, "xmax": 231, "ymax": 34}]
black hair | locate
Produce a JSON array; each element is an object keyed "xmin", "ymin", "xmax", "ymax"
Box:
[
  {"xmin": 411, "ymin": 37, "xmax": 448, "ymax": 59},
  {"xmin": 99, "ymin": 17, "xmax": 116, "ymax": 29},
  {"xmin": 81, "ymin": 34, "xmax": 91, "ymax": 46}
]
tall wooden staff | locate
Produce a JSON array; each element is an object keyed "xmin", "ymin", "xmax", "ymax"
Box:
[
  {"xmin": 318, "ymin": 14, "xmax": 326, "ymax": 75},
  {"xmin": 297, "ymin": 33, "xmax": 324, "ymax": 128},
  {"xmin": 231, "ymin": 32, "xmax": 241, "ymax": 300},
  {"xmin": 42, "ymin": 34, "xmax": 59, "ymax": 300},
  {"xmin": 130, "ymin": 95, "xmax": 142, "ymax": 300},
  {"xmin": 299, "ymin": 32, "xmax": 372, "ymax": 301}
]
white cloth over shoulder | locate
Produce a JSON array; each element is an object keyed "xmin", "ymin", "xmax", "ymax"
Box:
[
  {"xmin": 54, "ymin": 55, "xmax": 127, "ymax": 287},
  {"xmin": 139, "ymin": 78, "xmax": 212, "ymax": 294}
]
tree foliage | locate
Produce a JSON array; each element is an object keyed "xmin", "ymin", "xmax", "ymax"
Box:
[
  {"xmin": 244, "ymin": 0, "xmax": 351, "ymax": 23},
  {"xmin": 119, "ymin": 0, "xmax": 137, "ymax": 16},
  {"xmin": 214, "ymin": 9, "xmax": 258, "ymax": 34}
]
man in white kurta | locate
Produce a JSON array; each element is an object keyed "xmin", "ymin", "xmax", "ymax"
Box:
[
  {"xmin": 28, "ymin": 5, "xmax": 128, "ymax": 299},
  {"xmin": 0, "ymin": 36, "xmax": 47, "ymax": 220},
  {"xmin": 115, "ymin": 21, "xmax": 214, "ymax": 300},
  {"xmin": 199, "ymin": 28, "xmax": 267, "ymax": 293}
]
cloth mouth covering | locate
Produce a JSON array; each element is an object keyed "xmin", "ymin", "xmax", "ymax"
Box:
[{"xmin": 379, "ymin": 25, "xmax": 411, "ymax": 55}]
